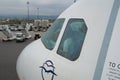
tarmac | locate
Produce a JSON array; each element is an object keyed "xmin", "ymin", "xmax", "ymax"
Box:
[
  {"xmin": 0, "ymin": 39, "xmax": 34, "ymax": 80},
  {"xmin": 0, "ymin": 31, "xmax": 45, "ymax": 80}
]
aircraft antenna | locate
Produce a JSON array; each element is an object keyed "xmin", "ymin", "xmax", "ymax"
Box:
[{"xmin": 74, "ymin": 0, "xmax": 76, "ymax": 3}]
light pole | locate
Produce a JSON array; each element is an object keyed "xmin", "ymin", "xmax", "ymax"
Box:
[
  {"xmin": 37, "ymin": 8, "xmax": 39, "ymax": 19},
  {"xmin": 27, "ymin": 1, "xmax": 30, "ymax": 23}
]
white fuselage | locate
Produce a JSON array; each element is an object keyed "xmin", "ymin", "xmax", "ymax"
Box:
[{"xmin": 16, "ymin": 0, "xmax": 120, "ymax": 80}]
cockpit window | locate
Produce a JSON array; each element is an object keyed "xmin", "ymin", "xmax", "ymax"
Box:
[
  {"xmin": 41, "ymin": 19, "xmax": 65, "ymax": 50},
  {"xmin": 57, "ymin": 19, "xmax": 87, "ymax": 61}
]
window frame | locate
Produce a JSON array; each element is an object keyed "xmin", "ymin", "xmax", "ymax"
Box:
[
  {"xmin": 57, "ymin": 18, "xmax": 88, "ymax": 61},
  {"xmin": 41, "ymin": 18, "xmax": 65, "ymax": 50}
]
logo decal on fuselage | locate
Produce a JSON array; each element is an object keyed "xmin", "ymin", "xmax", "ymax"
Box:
[{"xmin": 40, "ymin": 60, "xmax": 57, "ymax": 80}]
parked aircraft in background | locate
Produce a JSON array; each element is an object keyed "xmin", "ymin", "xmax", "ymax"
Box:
[{"xmin": 16, "ymin": 0, "xmax": 120, "ymax": 80}]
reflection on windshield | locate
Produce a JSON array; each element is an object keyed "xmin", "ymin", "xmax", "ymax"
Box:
[
  {"xmin": 41, "ymin": 19, "xmax": 65, "ymax": 50},
  {"xmin": 57, "ymin": 19, "xmax": 87, "ymax": 61}
]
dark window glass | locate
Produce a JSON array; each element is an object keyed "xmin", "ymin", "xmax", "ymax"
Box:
[
  {"xmin": 41, "ymin": 19, "xmax": 65, "ymax": 50},
  {"xmin": 57, "ymin": 19, "xmax": 87, "ymax": 61}
]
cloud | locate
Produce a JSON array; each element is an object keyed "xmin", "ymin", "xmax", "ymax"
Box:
[
  {"xmin": 0, "ymin": 0, "xmax": 74, "ymax": 15},
  {"xmin": 36, "ymin": 0, "xmax": 57, "ymax": 4},
  {"xmin": 30, "ymin": 0, "xmax": 73, "ymax": 15}
]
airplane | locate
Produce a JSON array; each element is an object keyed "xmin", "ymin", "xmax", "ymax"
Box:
[{"xmin": 16, "ymin": 0, "xmax": 120, "ymax": 80}]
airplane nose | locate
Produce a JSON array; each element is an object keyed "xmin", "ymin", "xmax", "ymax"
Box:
[
  {"xmin": 16, "ymin": 48, "xmax": 28, "ymax": 80},
  {"xmin": 16, "ymin": 40, "xmax": 48, "ymax": 80},
  {"xmin": 16, "ymin": 40, "xmax": 36, "ymax": 80}
]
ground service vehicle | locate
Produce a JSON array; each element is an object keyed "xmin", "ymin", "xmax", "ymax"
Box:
[
  {"xmin": 16, "ymin": 32, "xmax": 26, "ymax": 42},
  {"xmin": 16, "ymin": 0, "xmax": 120, "ymax": 80},
  {"xmin": 1, "ymin": 25, "xmax": 16, "ymax": 41}
]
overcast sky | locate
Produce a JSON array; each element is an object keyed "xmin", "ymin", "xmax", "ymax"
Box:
[{"xmin": 0, "ymin": 0, "xmax": 74, "ymax": 16}]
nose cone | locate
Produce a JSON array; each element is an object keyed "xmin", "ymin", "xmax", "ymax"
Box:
[{"xmin": 16, "ymin": 39, "xmax": 48, "ymax": 80}]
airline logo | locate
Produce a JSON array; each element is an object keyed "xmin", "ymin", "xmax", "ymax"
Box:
[{"xmin": 40, "ymin": 60, "xmax": 57, "ymax": 80}]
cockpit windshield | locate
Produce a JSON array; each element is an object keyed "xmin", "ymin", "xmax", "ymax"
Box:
[{"xmin": 41, "ymin": 19, "xmax": 65, "ymax": 50}]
